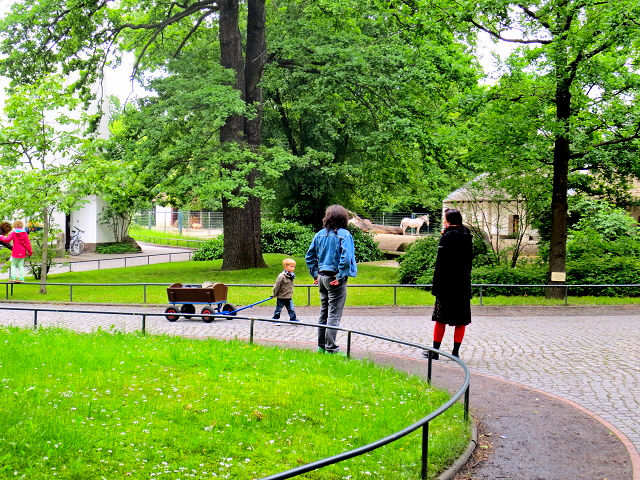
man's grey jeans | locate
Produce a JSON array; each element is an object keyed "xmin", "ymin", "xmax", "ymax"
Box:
[{"xmin": 317, "ymin": 274, "xmax": 348, "ymax": 353}]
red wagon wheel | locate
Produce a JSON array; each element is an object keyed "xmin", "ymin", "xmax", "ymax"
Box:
[
  {"xmin": 165, "ymin": 306, "xmax": 180, "ymax": 322},
  {"xmin": 201, "ymin": 306, "xmax": 215, "ymax": 323}
]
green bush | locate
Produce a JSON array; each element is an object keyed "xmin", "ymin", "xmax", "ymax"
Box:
[
  {"xmin": 567, "ymin": 256, "xmax": 640, "ymax": 296},
  {"xmin": 261, "ymin": 220, "xmax": 315, "ymax": 256},
  {"xmin": 24, "ymin": 229, "xmax": 59, "ymax": 280},
  {"xmin": 193, "ymin": 236, "xmax": 224, "ymax": 261},
  {"xmin": 348, "ymin": 225, "xmax": 384, "ymax": 263},
  {"xmin": 95, "ymin": 243, "xmax": 141, "ymax": 254},
  {"xmin": 567, "ymin": 229, "xmax": 640, "ymax": 260},
  {"xmin": 472, "ymin": 235, "xmax": 497, "ymax": 268},
  {"xmin": 467, "ymin": 256, "xmax": 640, "ymax": 297},
  {"xmin": 471, "ymin": 262, "xmax": 547, "ymax": 296},
  {"xmin": 397, "ymin": 236, "xmax": 440, "ymax": 284}
]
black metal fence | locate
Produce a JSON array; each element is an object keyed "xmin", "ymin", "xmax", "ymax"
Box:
[
  {"xmin": 0, "ymin": 305, "xmax": 470, "ymax": 480},
  {"xmin": 131, "ymin": 234, "xmax": 207, "ymax": 248},
  {"xmin": 132, "ymin": 210, "xmax": 441, "ymax": 235},
  {"xmin": 4, "ymin": 281, "xmax": 640, "ymax": 306}
]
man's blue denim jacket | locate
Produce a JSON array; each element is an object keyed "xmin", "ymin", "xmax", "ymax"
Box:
[{"xmin": 305, "ymin": 227, "xmax": 357, "ymax": 281}]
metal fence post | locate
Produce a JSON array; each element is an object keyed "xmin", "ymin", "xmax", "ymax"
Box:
[
  {"xmin": 33, "ymin": 310, "xmax": 38, "ymax": 330},
  {"xmin": 421, "ymin": 423, "xmax": 429, "ymax": 479},
  {"xmin": 143, "ymin": 284, "xmax": 147, "ymax": 303},
  {"xmin": 347, "ymin": 331, "xmax": 352, "ymax": 358},
  {"xmin": 393, "ymin": 286, "xmax": 397, "ymax": 306},
  {"xmin": 69, "ymin": 285, "xmax": 73, "ymax": 302},
  {"xmin": 249, "ymin": 318, "xmax": 255, "ymax": 344},
  {"xmin": 307, "ymin": 286, "xmax": 311, "ymax": 306},
  {"xmin": 464, "ymin": 386, "xmax": 470, "ymax": 421},
  {"xmin": 564, "ymin": 286, "xmax": 568, "ymax": 306},
  {"xmin": 479, "ymin": 286, "xmax": 483, "ymax": 306},
  {"xmin": 141, "ymin": 314, "xmax": 146, "ymax": 335}
]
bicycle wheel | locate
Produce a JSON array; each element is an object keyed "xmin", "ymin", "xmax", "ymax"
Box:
[{"xmin": 69, "ymin": 240, "xmax": 84, "ymax": 255}]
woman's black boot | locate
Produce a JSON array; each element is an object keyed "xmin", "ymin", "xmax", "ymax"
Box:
[
  {"xmin": 452, "ymin": 342, "xmax": 461, "ymax": 358},
  {"xmin": 424, "ymin": 341, "xmax": 441, "ymax": 360}
]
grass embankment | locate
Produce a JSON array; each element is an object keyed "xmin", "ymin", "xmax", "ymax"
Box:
[
  {"xmin": 129, "ymin": 225, "xmax": 211, "ymax": 247},
  {"xmin": 0, "ymin": 327, "xmax": 470, "ymax": 479}
]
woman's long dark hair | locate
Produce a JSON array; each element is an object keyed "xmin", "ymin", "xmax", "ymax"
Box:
[
  {"xmin": 444, "ymin": 208, "xmax": 463, "ymax": 226},
  {"xmin": 323, "ymin": 205, "xmax": 349, "ymax": 232}
]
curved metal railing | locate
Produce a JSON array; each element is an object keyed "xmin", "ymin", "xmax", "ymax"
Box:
[{"xmin": 0, "ymin": 305, "xmax": 471, "ymax": 480}]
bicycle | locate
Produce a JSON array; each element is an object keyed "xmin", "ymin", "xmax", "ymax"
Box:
[{"xmin": 69, "ymin": 227, "xmax": 85, "ymax": 255}]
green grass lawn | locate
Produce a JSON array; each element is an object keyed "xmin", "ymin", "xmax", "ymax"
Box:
[
  {"xmin": 5, "ymin": 252, "xmax": 640, "ymax": 305},
  {"xmin": 129, "ymin": 225, "xmax": 211, "ymax": 247},
  {"xmin": 0, "ymin": 327, "xmax": 470, "ymax": 480},
  {"xmin": 6, "ymin": 254, "xmax": 434, "ymax": 305}
]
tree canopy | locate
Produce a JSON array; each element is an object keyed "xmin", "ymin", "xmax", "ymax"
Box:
[
  {"xmin": 262, "ymin": 0, "xmax": 480, "ymax": 224},
  {"xmin": 444, "ymin": 0, "xmax": 640, "ymax": 287},
  {"xmin": 1, "ymin": 0, "xmax": 640, "ymax": 277}
]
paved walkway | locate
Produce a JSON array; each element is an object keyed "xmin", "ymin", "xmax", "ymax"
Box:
[
  {"xmin": 0, "ymin": 302, "xmax": 638, "ymax": 478},
  {"xmin": 0, "ymin": 242, "xmax": 194, "ymax": 279}
]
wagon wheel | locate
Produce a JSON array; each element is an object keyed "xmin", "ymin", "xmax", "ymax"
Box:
[
  {"xmin": 201, "ymin": 306, "xmax": 216, "ymax": 323},
  {"xmin": 180, "ymin": 304, "xmax": 196, "ymax": 319},
  {"xmin": 221, "ymin": 303, "xmax": 237, "ymax": 317},
  {"xmin": 165, "ymin": 307, "xmax": 180, "ymax": 322}
]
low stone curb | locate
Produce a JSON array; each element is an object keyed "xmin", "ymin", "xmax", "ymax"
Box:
[{"xmin": 437, "ymin": 421, "xmax": 478, "ymax": 480}]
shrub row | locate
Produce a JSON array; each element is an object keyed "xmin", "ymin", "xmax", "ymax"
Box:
[
  {"xmin": 398, "ymin": 235, "xmax": 640, "ymax": 297},
  {"xmin": 193, "ymin": 221, "xmax": 384, "ymax": 263},
  {"xmin": 95, "ymin": 242, "xmax": 141, "ymax": 254}
]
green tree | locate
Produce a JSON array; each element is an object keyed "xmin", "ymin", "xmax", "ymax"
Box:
[
  {"xmin": 0, "ymin": 74, "xmax": 96, "ymax": 293},
  {"xmin": 262, "ymin": 0, "xmax": 480, "ymax": 224},
  {"xmin": 448, "ymin": 0, "xmax": 640, "ymax": 295},
  {"xmin": 0, "ymin": 0, "xmax": 270, "ymax": 270},
  {"xmin": 100, "ymin": 52, "xmax": 291, "ymax": 230}
]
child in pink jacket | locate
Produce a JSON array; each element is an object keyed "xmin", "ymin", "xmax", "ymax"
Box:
[{"xmin": 0, "ymin": 220, "xmax": 33, "ymax": 282}]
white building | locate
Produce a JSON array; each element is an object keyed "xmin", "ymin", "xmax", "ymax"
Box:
[
  {"xmin": 443, "ymin": 174, "xmax": 539, "ymax": 256},
  {"xmin": 0, "ymin": 39, "xmax": 141, "ymax": 252}
]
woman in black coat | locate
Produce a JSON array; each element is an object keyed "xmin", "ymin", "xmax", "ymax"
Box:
[{"xmin": 425, "ymin": 208, "xmax": 472, "ymax": 359}]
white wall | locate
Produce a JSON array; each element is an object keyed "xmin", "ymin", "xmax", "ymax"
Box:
[
  {"xmin": 156, "ymin": 205, "xmax": 173, "ymax": 228},
  {"xmin": 68, "ymin": 195, "xmax": 116, "ymax": 244}
]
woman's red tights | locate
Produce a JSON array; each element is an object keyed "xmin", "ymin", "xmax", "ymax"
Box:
[{"xmin": 433, "ymin": 322, "xmax": 466, "ymax": 343}]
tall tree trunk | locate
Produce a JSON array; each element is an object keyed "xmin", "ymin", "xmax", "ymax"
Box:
[
  {"xmin": 39, "ymin": 206, "xmax": 49, "ymax": 294},
  {"xmin": 218, "ymin": 0, "xmax": 267, "ymax": 270},
  {"xmin": 245, "ymin": 0, "xmax": 266, "ymax": 149},
  {"xmin": 547, "ymin": 48, "xmax": 571, "ymax": 299}
]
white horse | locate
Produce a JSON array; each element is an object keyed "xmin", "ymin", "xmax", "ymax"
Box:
[{"xmin": 400, "ymin": 215, "xmax": 430, "ymax": 235}]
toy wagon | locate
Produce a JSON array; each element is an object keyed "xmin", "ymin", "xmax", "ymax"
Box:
[{"xmin": 164, "ymin": 282, "xmax": 272, "ymax": 322}]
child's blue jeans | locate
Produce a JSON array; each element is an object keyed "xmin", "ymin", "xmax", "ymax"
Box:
[
  {"xmin": 272, "ymin": 298, "xmax": 297, "ymax": 321},
  {"xmin": 10, "ymin": 257, "xmax": 26, "ymax": 281}
]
